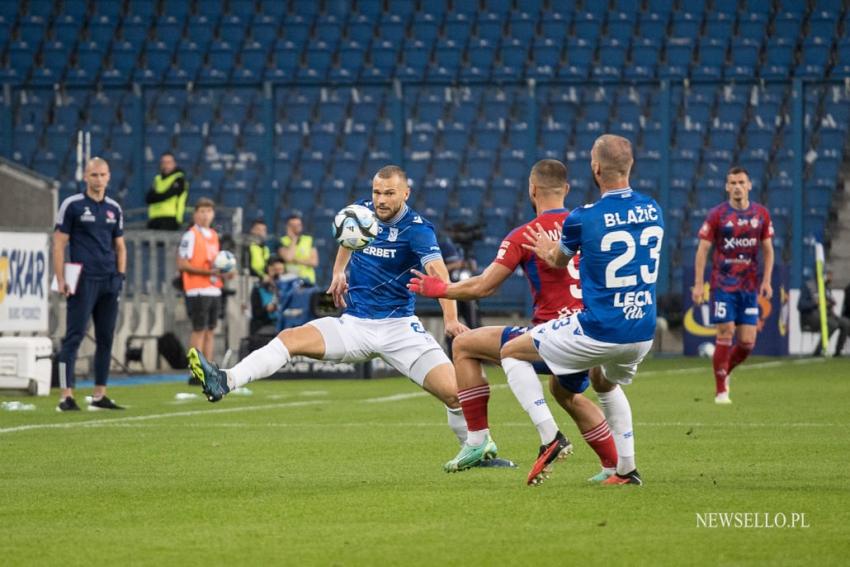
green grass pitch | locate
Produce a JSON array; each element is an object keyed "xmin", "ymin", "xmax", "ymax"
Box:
[{"xmin": 2, "ymin": 356, "xmax": 849, "ymax": 566}]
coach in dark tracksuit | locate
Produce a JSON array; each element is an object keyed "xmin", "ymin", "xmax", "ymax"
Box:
[{"xmin": 53, "ymin": 157, "xmax": 127, "ymax": 412}]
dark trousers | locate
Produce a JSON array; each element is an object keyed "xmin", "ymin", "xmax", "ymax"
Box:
[
  {"xmin": 58, "ymin": 275, "xmax": 120, "ymax": 388},
  {"xmin": 803, "ymin": 310, "xmax": 850, "ymax": 356}
]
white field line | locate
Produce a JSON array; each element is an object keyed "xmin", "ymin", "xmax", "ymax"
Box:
[
  {"xmin": 0, "ymin": 400, "xmax": 326, "ymax": 435},
  {"xmin": 0, "ymin": 358, "xmax": 834, "ymax": 436},
  {"xmin": 54, "ymin": 420, "xmax": 847, "ymax": 429}
]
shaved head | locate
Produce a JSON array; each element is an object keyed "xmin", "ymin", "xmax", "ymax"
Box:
[
  {"xmin": 530, "ymin": 159, "xmax": 568, "ymax": 192},
  {"xmin": 591, "ymin": 134, "xmax": 633, "ymax": 185},
  {"xmin": 84, "ymin": 156, "xmax": 111, "ymax": 197},
  {"xmin": 85, "ymin": 156, "xmax": 110, "ymax": 173}
]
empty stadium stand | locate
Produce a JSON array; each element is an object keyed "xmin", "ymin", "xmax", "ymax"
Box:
[{"xmin": 1, "ymin": 0, "xmax": 848, "ymax": 306}]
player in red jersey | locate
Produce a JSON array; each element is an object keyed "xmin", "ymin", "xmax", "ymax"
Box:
[
  {"xmin": 408, "ymin": 160, "xmax": 617, "ymax": 484},
  {"xmin": 692, "ymin": 167, "xmax": 774, "ymax": 404}
]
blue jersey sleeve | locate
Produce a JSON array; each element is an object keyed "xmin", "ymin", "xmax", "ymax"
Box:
[
  {"xmin": 559, "ymin": 206, "xmax": 584, "ymax": 256},
  {"xmin": 410, "ymin": 224, "xmax": 443, "ymax": 267},
  {"xmin": 113, "ymin": 204, "xmax": 124, "ymax": 238}
]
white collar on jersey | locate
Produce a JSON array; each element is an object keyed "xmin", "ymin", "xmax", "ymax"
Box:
[
  {"xmin": 383, "ymin": 204, "xmax": 409, "ymax": 226},
  {"xmin": 602, "ymin": 187, "xmax": 633, "ymax": 199}
]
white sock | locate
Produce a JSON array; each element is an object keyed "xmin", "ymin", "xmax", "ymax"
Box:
[
  {"xmin": 446, "ymin": 406, "xmax": 467, "ymax": 445},
  {"xmin": 226, "ymin": 338, "xmax": 290, "ymax": 389},
  {"xmin": 502, "ymin": 357, "xmax": 559, "ymax": 444},
  {"xmin": 466, "ymin": 428, "xmax": 489, "ymax": 446},
  {"xmin": 597, "ymin": 385, "xmax": 636, "ymax": 476}
]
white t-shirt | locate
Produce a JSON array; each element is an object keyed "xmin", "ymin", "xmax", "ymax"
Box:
[{"xmin": 179, "ymin": 226, "xmax": 222, "ymax": 297}]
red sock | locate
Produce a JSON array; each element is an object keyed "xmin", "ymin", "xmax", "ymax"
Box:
[
  {"xmin": 581, "ymin": 420, "xmax": 618, "ymax": 469},
  {"xmin": 713, "ymin": 338, "xmax": 733, "ymax": 394},
  {"xmin": 457, "ymin": 384, "xmax": 490, "ymax": 432},
  {"xmin": 728, "ymin": 341, "xmax": 754, "ymax": 373}
]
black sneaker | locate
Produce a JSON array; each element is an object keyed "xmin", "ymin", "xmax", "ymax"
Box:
[
  {"xmin": 56, "ymin": 397, "xmax": 81, "ymax": 412},
  {"xmin": 88, "ymin": 396, "xmax": 125, "ymax": 411}
]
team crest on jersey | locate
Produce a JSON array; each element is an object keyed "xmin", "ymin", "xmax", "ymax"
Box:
[
  {"xmin": 750, "ymin": 217, "xmax": 759, "ymax": 228},
  {"xmin": 80, "ymin": 207, "xmax": 96, "ymax": 222},
  {"xmin": 725, "ymin": 220, "xmax": 734, "ymax": 228},
  {"xmin": 106, "ymin": 210, "xmax": 117, "ymax": 224},
  {"xmin": 388, "ymin": 227, "xmax": 398, "ymax": 242}
]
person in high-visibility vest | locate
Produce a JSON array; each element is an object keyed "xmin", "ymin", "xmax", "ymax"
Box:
[
  {"xmin": 278, "ymin": 214, "xmax": 318, "ymax": 284},
  {"xmin": 177, "ymin": 198, "xmax": 234, "ymax": 364},
  {"xmin": 146, "ymin": 152, "xmax": 189, "ymax": 230},
  {"xmin": 245, "ymin": 218, "xmax": 271, "ymax": 279}
]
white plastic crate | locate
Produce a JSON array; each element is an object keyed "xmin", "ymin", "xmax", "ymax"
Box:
[{"xmin": 0, "ymin": 337, "xmax": 53, "ymax": 396}]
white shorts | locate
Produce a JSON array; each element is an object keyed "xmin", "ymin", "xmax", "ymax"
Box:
[
  {"xmin": 530, "ymin": 316, "xmax": 653, "ymax": 386},
  {"xmin": 307, "ymin": 314, "xmax": 451, "ymax": 386}
]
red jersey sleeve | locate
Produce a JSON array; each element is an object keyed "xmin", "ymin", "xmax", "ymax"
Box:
[
  {"xmin": 698, "ymin": 208, "xmax": 718, "ymax": 241},
  {"xmin": 760, "ymin": 207, "xmax": 774, "ymax": 240},
  {"xmin": 492, "ymin": 228, "xmax": 525, "ymax": 271}
]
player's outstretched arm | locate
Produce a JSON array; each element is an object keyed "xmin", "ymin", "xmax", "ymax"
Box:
[
  {"xmin": 521, "ymin": 222, "xmax": 570, "ymax": 268},
  {"xmin": 326, "ymin": 246, "xmax": 352, "ymax": 308},
  {"xmin": 760, "ymin": 238, "xmax": 774, "ymax": 299},
  {"xmin": 423, "ymin": 259, "xmax": 469, "ymax": 338},
  {"xmin": 692, "ymin": 240, "xmax": 712, "ymax": 305},
  {"xmin": 407, "ymin": 262, "xmax": 512, "ymax": 300}
]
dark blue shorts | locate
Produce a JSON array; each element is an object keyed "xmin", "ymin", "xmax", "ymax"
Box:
[
  {"xmin": 710, "ymin": 289, "xmax": 759, "ymax": 326},
  {"xmin": 500, "ymin": 325, "xmax": 589, "ymax": 393}
]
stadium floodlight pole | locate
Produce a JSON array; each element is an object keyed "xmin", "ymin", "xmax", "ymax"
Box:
[
  {"xmin": 814, "ymin": 241, "xmax": 830, "ymax": 357},
  {"xmin": 75, "ymin": 130, "xmax": 83, "ymax": 182}
]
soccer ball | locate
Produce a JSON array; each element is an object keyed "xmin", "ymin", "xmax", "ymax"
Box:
[
  {"xmin": 332, "ymin": 204, "xmax": 379, "ymax": 250},
  {"xmin": 698, "ymin": 342, "xmax": 716, "ymax": 358},
  {"xmin": 213, "ymin": 250, "xmax": 237, "ymax": 273}
]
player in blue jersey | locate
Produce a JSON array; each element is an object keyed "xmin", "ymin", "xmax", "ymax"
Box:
[
  {"xmin": 187, "ymin": 165, "xmax": 472, "ymax": 447},
  {"xmin": 502, "ymin": 134, "xmax": 664, "ymax": 486}
]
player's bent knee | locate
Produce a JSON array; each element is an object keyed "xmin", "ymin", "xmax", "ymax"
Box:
[
  {"xmin": 414, "ymin": 351, "xmax": 454, "ymax": 387},
  {"xmin": 589, "ymin": 367, "xmax": 614, "ymax": 392},
  {"xmin": 278, "ymin": 324, "xmax": 327, "ymax": 359}
]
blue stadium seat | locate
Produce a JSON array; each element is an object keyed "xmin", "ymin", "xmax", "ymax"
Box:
[
  {"xmin": 304, "ymin": 41, "xmax": 334, "ymax": 77},
  {"xmin": 52, "ymin": 14, "xmax": 83, "ymax": 44},
  {"xmin": 738, "ymin": 13, "xmax": 768, "ymax": 42},
  {"xmin": 500, "ymin": 38, "xmax": 527, "ymax": 68},
  {"xmin": 476, "ymin": 12, "xmax": 505, "ymax": 42},
  {"xmin": 637, "ymin": 11, "xmax": 667, "ymax": 41},
  {"xmin": 445, "ymin": 13, "xmax": 472, "ymax": 39},
  {"xmin": 251, "ymin": 15, "xmax": 278, "ymax": 44},
  {"xmin": 671, "ymin": 12, "xmax": 701, "ymax": 39},
  {"xmin": 808, "ymin": 15, "xmax": 837, "ymax": 41},
  {"xmin": 185, "ymin": 15, "xmax": 215, "ymax": 45},
  {"xmin": 402, "ymin": 39, "xmax": 432, "ymax": 75},
  {"xmin": 573, "ymin": 12, "xmax": 602, "ymax": 42},
  {"xmin": 703, "ymin": 13, "xmax": 735, "ymax": 42},
  {"xmin": 540, "ymin": 12, "xmax": 571, "ymax": 41},
  {"xmin": 508, "ymin": 12, "xmax": 536, "ymax": 42},
  {"xmin": 378, "ymin": 15, "xmax": 407, "ymax": 43},
  {"xmin": 152, "ymin": 15, "xmax": 183, "ymax": 48},
  {"xmin": 346, "ymin": 15, "xmax": 374, "ymax": 44},
  {"xmin": 176, "ymin": 41, "xmax": 204, "ymax": 78},
  {"xmin": 282, "ymin": 16, "xmax": 312, "ymax": 44},
  {"xmin": 434, "ymin": 39, "xmax": 464, "ymax": 73},
  {"xmin": 209, "ymin": 40, "xmax": 236, "ymax": 71},
  {"xmin": 565, "ymin": 38, "xmax": 594, "ymax": 69},
  {"xmin": 796, "ymin": 38, "xmax": 831, "ymax": 78},
  {"xmin": 607, "ymin": 13, "xmax": 635, "ymax": 42},
  {"xmin": 144, "ymin": 42, "xmax": 174, "ymax": 78}
]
